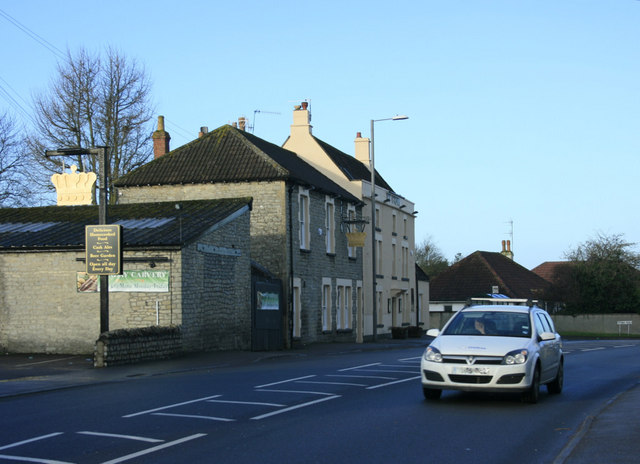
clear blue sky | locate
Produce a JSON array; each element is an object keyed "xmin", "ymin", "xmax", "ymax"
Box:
[{"xmin": 1, "ymin": 0, "xmax": 638, "ymax": 269}]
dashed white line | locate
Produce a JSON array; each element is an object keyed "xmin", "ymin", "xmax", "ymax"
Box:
[
  {"xmin": 0, "ymin": 454, "xmax": 72, "ymax": 463},
  {"xmin": 582, "ymin": 347, "xmax": 606, "ymax": 352},
  {"xmin": 366, "ymin": 376, "xmax": 422, "ymax": 390},
  {"xmin": 0, "ymin": 433, "xmax": 63, "ymax": 451},
  {"xmin": 326, "ymin": 374, "xmax": 396, "ymax": 380},
  {"xmin": 256, "ymin": 389, "xmax": 336, "ymax": 396},
  {"xmin": 77, "ymin": 432, "xmax": 163, "ymax": 443},
  {"xmin": 99, "ymin": 433, "xmax": 206, "ymax": 464},
  {"xmin": 250, "ymin": 395, "xmax": 340, "ymax": 420},
  {"xmin": 254, "ymin": 375, "xmax": 316, "ymax": 389},
  {"xmin": 122, "ymin": 395, "xmax": 221, "ymax": 418},
  {"xmin": 207, "ymin": 399, "xmax": 285, "ymax": 407},
  {"xmin": 295, "ymin": 380, "xmax": 368, "ymax": 387},
  {"xmin": 152, "ymin": 413, "xmax": 235, "ymax": 422},
  {"xmin": 338, "ymin": 363, "xmax": 381, "ymax": 371}
]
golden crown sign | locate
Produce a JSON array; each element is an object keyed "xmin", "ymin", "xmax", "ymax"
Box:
[{"xmin": 51, "ymin": 165, "xmax": 97, "ymax": 206}]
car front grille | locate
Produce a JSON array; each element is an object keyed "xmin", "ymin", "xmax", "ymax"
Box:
[
  {"xmin": 449, "ymin": 375, "xmax": 493, "ymax": 384},
  {"xmin": 442, "ymin": 356, "xmax": 502, "ymax": 365}
]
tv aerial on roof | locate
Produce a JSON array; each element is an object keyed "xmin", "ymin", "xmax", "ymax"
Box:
[{"xmin": 250, "ymin": 110, "xmax": 281, "ymax": 133}]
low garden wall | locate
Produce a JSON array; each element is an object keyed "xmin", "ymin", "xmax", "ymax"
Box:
[
  {"xmin": 94, "ymin": 325, "xmax": 182, "ymax": 367},
  {"xmin": 551, "ymin": 313, "xmax": 640, "ymax": 336}
]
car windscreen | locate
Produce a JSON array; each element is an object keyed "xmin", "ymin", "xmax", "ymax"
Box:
[{"xmin": 442, "ymin": 311, "xmax": 531, "ymax": 337}]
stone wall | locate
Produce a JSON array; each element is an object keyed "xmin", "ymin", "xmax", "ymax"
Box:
[
  {"xmin": 119, "ymin": 181, "xmax": 364, "ymax": 346},
  {"xmin": 552, "ymin": 313, "xmax": 640, "ymax": 336},
  {"xmin": 180, "ymin": 207, "xmax": 252, "ymax": 352},
  {"xmin": 94, "ymin": 325, "xmax": 182, "ymax": 367},
  {"xmin": 0, "ymin": 207, "xmax": 251, "ymax": 354}
]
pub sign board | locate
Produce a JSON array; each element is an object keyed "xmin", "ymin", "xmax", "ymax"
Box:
[{"xmin": 85, "ymin": 225, "xmax": 123, "ymax": 275}]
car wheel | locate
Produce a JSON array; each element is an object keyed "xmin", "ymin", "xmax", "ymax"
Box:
[
  {"xmin": 423, "ymin": 387, "xmax": 442, "ymax": 400},
  {"xmin": 522, "ymin": 365, "xmax": 540, "ymax": 404},
  {"xmin": 547, "ymin": 359, "xmax": 564, "ymax": 394}
]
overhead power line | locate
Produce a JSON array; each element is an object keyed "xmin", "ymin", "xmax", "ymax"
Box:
[{"xmin": 0, "ymin": 8, "xmax": 67, "ymax": 60}]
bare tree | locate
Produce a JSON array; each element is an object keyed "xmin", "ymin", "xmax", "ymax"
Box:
[
  {"xmin": 0, "ymin": 111, "xmax": 31, "ymax": 206},
  {"xmin": 415, "ymin": 236, "xmax": 450, "ymax": 278},
  {"xmin": 26, "ymin": 47, "xmax": 154, "ymax": 204}
]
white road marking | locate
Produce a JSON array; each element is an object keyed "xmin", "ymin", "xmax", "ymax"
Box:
[
  {"xmin": 582, "ymin": 347, "xmax": 606, "ymax": 352},
  {"xmin": 0, "ymin": 454, "xmax": 73, "ymax": 463},
  {"xmin": 326, "ymin": 374, "xmax": 396, "ymax": 380},
  {"xmin": 366, "ymin": 376, "xmax": 422, "ymax": 390},
  {"xmin": 76, "ymin": 432, "xmax": 163, "ymax": 443},
  {"xmin": 152, "ymin": 413, "xmax": 235, "ymax": 422},
  {"xmin": 398, "ymin": 356, "xmax": 422, "ymax": 362},
  {"xmin": 338, "ymin": 363, "xmax": 380, "ymax": 371},
  {"xmin": 256, "ymin": 389, "xmax": 336, "ymax": 396},
  {"xmin": 122, "ymin": 395, "xmax": 221, "ymax": 418},
  {"xmin": 250, "ymin": 395, "xmax": 340, "ymax": 420},
  {"xmin": 613, "ymin": 344, "xmax": 635, "ymax": 348},
  {"xmin": 15, "ymin": 357, "xmax": 79, "ymax": 368},
  {"xmin": 295, "ymin": 380, "xmax": 368, "ymax": 387},
  {"xmin": 0, "ymin": 433, "xmax": 64, "ymax": 451},
  {"xmin": 351, "ymin": 368, "xmax": 414, "ymax": 374},
  {"xmin": 99, "ymin": 433, "xmax": 206, "ymax": 464},
  {"xmin": 254, "ymin": 375, "xmax": 316, "ymax": 389},
  {"xmin": 207, "ymin": 399, "xmax": 285, "ymax": 407}
]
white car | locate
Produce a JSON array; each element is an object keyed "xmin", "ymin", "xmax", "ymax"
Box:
[{"xmin": 421, "ymin": 304, "xmax": 563, "ymax": 403}]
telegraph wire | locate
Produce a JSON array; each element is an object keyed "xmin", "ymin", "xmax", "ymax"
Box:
[{"xmin": 0, "ymin": 7, "xmax": 67, "ymax": 61}]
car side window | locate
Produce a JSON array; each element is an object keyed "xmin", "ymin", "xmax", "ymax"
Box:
[
  {"xmin": 541, "ymin": 312, "xmax": 556, "ymax": 333},
  {"xmin": 534, "ymin": 313, "xmax": 545, "ymax": 334},
  {"xmin": 535, "ymin": 312, "xmax": 551, "ymax": 334}
]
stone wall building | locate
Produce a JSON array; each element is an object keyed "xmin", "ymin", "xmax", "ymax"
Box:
[
  {"xmin": 115, "ymin": 123, "xmax": 364, "ymax": 347},
  {"xmin": 0, "ymin": 198, "xmax": 252, "ymax": 354}
]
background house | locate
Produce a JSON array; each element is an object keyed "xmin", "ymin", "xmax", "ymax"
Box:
[
  {"xmin": 115, "ymin": 122, "xmax": 364, "ymax": 348},
  {"xmin": 428, "ymin": 248, "xmax": 550, "ymax": 329},
  {"xmin": 282, "ymin": 103, "xmax": 422, "ymax": 340},
  {"xmin": 0, "ymin": 199, "xmax": 252, "ymax": 354}
]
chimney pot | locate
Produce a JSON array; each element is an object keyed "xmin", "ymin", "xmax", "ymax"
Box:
[
  {"xmin": 301, "ymin": 101, "xmax": 308, "ymax": 110},
  {"xmin": 152, "ymin": 115, "xmax": 170, "ymax": 158},
  {"xmin": 356, "ymin": 132, "xmax": 362, "ymax": 138}
]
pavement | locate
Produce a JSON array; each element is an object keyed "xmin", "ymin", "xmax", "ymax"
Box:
[{"xmin": 1, "ymin": 338, "xmax": 639, "ymax": 464}]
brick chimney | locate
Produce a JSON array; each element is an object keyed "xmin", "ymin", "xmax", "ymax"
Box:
[
  {"xmin": 500, "ymin": 240, "xmax": 514, "ymax": 260},
  {"xmin": 238, "ymin": 117, "xmax": 247, "ymax": 131},
  {"xmin": 152, "ymin": 115, "xmax": 171, "ymax": 159},
  {"xmin": 354, "ymin": 131, "xmax": 370, "ymax": 166}
]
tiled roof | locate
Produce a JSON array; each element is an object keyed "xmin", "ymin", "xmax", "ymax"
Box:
[
  {"xmin": 115, "ymin": 125, "xmax": 360, "ymax": 204},
  {"xmin": 312, "ymin": 136, "xmax": 395, "ymax": 192},
  {"xmin": 531, "ymin": 261, "xmax": 573, "ymax": 284},
  {"xmin": 0, "ymin": 198, "xmax": 251, "ymax": 250},
  {"xmin": 429, "ymin": 251, "xmax": 550, "ymax": 301}
]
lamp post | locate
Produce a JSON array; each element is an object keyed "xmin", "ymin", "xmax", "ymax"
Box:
[
  {"xmin": 370, "ymin": 116, "xmax": 408, "ymax": 341},
  {"xmin": 45, "ymin": 146, "xmax": 110, "ymax": 334}
]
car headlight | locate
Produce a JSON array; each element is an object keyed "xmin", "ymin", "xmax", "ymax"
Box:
[
  {"xmin": 423, "ymin": 346, "xmax": 442, "ymax": 363},
  {"xmin": 503, "ymin": 349, "xmax": 528, "ymax": 365}
]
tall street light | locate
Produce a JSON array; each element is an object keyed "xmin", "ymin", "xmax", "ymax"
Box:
[{"xmin": 370, "ymin": 115, "xmax": 408, "ymax": 341}]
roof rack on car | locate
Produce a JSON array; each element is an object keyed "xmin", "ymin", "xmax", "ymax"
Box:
[{"xmin": 467, "ymin": 297, "xmax": 539, "ymax": 307}]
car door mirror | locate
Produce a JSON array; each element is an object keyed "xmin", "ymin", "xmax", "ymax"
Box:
[
  {"xmin": 539, "ymin": 332, "xmax": 556, "ymax": 341},
  {"xmin": 426, "ymin": 328, "xmax": 440, "ymax": 337}
]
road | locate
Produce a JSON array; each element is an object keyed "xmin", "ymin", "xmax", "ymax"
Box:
[{"xmin": 0, "ymin": 339, "xmax": 638, "ymax": 463}]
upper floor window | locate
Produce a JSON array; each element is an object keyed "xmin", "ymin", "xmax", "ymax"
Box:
[
  {"xmin": 299, "ymin": 188, "xmax": 310, "ymax": 250},
  {"xmin": 347, "ymin": 205, "xmax": 356, "ymax": 258},
  {"xmin": 325, "ymin": 196, "xmax": 335, "ymax": 254}
]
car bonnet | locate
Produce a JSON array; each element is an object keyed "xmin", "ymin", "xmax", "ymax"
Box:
[{"xmin": 432, "ymin": 335, "xmax": 531, "ymax": 357}]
